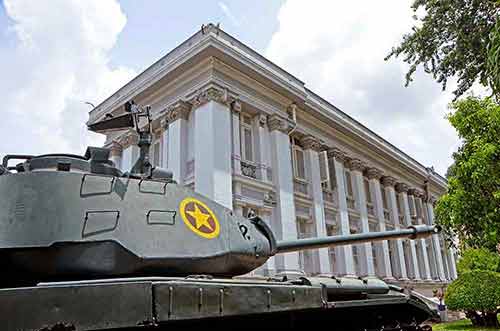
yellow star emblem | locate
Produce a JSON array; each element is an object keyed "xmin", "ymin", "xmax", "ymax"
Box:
[
  {"xmin": 179, "ymin": 197, "xmax": 220, "ymax": 239},
  {"xmin": 186, "ymin": 204, "xmax": 214, "ymax": 231}
]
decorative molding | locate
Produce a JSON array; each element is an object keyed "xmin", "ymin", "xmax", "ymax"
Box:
[
  {"xmin": 165, "ymin": 100, "xmax": 191, "ymax": 123},
  {"xmin": 346, "ymin": 158, "xmax": 366, "ymax": 172},
  {"xmin": 327, "ymin": 147, "xmax": 347, "ymax": 163},
  {"xmin": 190, "ymin": 86, "xmax": 230, "ymax": 109},
  {"xmin": 267, "ymin": 114, "xmax": 293, "ymax": 133},
  {"xmin": 395, "ymin": 182, "xmax": 409, "ymax": 193},
  {"xmin": 365, "ymin": 167, "xmax": 384, "ymax": 180},
  {"xmin": 258, "ymin": 113, "xmax": 267, "ymax": 127},
  {"xmin": 381, "ymin": 175, "xmax": 397, "ymax": 187},
  {"xmin": 301, "ymin": 136, "xmax": 321, "ymax": 152}
]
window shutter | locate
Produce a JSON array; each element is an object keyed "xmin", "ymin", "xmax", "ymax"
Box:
[
  {"xmin": 364, "ymin": 179, "xmax": 372, "ymax": 203},
  {"xmin": 295, "ymin": 149, "xmax": 305, "ymax": 179},
  {"xmin": 243, "ymin": 127, "xmax": 253, "ymax": 161}
]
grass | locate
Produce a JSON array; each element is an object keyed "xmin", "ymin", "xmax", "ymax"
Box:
[{"xmin": 433, "ymin": 318, "xmax": 500, "ymax": 331}]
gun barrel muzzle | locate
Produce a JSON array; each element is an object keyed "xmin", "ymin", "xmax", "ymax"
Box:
[{"xmin": 275, "ymin": 225, "xmax": 439, "ymax": 254}]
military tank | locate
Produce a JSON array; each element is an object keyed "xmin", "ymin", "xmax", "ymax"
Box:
[{"xmin": 0, "ymin": 101, "xmax": 439, "ymax": 331}]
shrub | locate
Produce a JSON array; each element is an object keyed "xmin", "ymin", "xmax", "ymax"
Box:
[
  {"xmin": 445, "ymin": 270, "xmax": 500, "ymax": 327},
  {"xmin": 457, "ymin": 248, "xmax": 500, "ymax": 275}
]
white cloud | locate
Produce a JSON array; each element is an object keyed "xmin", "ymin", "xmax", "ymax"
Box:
[
  {"xmin": 0, "ymin": 0, "xmax": 135, "ymax": 156},
  {"xmin": 218, "ymin": 2, "xmax": 240, "ymax": 27},
  {"xmin": 266, "ymin": 0, "xmax": 459, "ymax": 175}
]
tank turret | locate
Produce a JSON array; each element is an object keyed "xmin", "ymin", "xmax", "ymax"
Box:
[{"xmin": 0, "ymin": 101, "xmax": 439, "ymax": 285}]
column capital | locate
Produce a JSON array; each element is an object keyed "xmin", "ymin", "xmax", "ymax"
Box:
[
  {"xmin": 408, "ymin": 188, "xmax": 423, "ymax": 197},
  {"xmin": 189, "ymin": 86, "xmax": 231, "ymax": 109},
  {"xmin": 327, "ymin": 147, "xmax": 347, "ymax": 162},
  {"xmin": 365, "ymin": 167, "xmax": 384, "ymax": 180},
  {"xmin": 231, "ymin": 99, "xmax": 242, "ymax": 113},
  {"xmin": 267, "ymin": 115, "xmax": 294, "ymax": 133},
  {"xmin": 346, "ymin": 158, "xmax": 366, "ymax": 172},
  {"xmin": 381, "ymin": 175, "xmax": 397, "ymax": 187},
  {"xmin": 395, "ymin": 182, "xmax": 409, "ymax": 193},
  {"xmin": 118, "ymin": 130, "xmax": 139, "ymax": 149},
  {"xmin": 301, "ymin": 136, "xmax": 322, "ymax": 152},
  {"xmin": 165, "ymin": 100, "xmax": 191, "ymax": 123},
  {"xmin": 106, "ymin": 141, "xmax": 123, "ymax": 157}
]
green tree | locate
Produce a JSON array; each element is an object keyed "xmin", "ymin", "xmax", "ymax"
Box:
[
  {"xmin": 445, "ymin": 270, "xmax": 500, "ymax": 327},
  {"xmin": 386, "ymin": 0, "xmax": 499, "ymax": 99},
  {"xmin": 435, "ymin": 96, "xmax": 500, "ymax": 250}
]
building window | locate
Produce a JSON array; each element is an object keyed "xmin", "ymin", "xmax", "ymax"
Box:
[
  {"xmin": 292, "ymin": 137, "xmax": 306, "ymax": 180},
  {"xmin": 364, "ymin": 178, "xmax": 375, "ymax": 215},
  {"xmin": 240, "ymin": 114, "xmax": 254, "ymax": 162},
  {"xmin": 344, "ymin": 170, "xmax": 355, "ymax": 209},
  {"xmin": 297, "ymin": 218, "xmax": 314, "ymax": 274},
  {"xmin": 381, "ymin": 187, "xmax": 390, "ymax": 220}
]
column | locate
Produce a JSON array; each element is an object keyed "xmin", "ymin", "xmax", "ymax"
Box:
[
  {"xmin": 165, "ymin": 100, "xmax": 190, "ymax": 184},
  {"xmin": 448, "ymin": 247, "xmax": 458, "ymax": 279},
  {"xmin": 366, "ymin": 168, "xmax": 393, "ymax": 279},
  {"xmin": 231, "ymin": 100, "xmax": 242, "ymax": 176},
  {"xmin": 409, "ymin": 190, "xmax": 432, "ymax": 281},
  {"xmin": 426, "ymin": 197, "xmax": 446, "ymax": 280},
  {"xmin": 268, "ymin": 115, "xmax": 300, "ymax": 272},
  {"xmin": 381, "ymin": 176, "xmax": 408, "ymax": 280},
  {"xmin": 120, "ymin": 131, "xmax": 139, "ymax": 172},
  {"xmin": 327, "ymin": 148, "xmax": 355, "ymax": 276},
  {"xmin": 303, "ymin": 136, "xmax": 331, "ymax": 275},
  {"xmin": 396, "ymin": 183, "xmax": 421, "ymax": 280},
  {"xmin": 191, "ymin": 87, "xmax": 233, "ymax": 209},
  {"xmin": 108, "ymin": 141, "xmax": 123, "ymax": 170},
  {"xmin": 349, "ymin": 159, "xmax": 375, "ymax": 276}
]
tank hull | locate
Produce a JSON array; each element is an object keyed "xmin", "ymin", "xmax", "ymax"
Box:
[{"xmin": 0, "ymin": 276, "xmax": 437, "ymax": 331}]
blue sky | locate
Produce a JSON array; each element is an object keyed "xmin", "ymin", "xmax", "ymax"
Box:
[{"xmin": 0, "ymin": 0, "xmax": 460, "ymax": 175}]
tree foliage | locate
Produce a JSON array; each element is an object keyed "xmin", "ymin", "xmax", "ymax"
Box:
[
  {"xmin": 386, "ymin": 0, "xmax": 500, "ymax": 99},
  {"xmin": 456, "ymin": 248, "xmax": 500, "ymax": 275},
  {"xmin": 487, "ymin": 19, "xmax": 500, "ymax": 97},
  {"xmin": 445, "ymin": 270, "xmax": 500, "ymax": 327},
  {"xmin": 435, "ymin": 96, "xmax": 500, "ymax": 251}
]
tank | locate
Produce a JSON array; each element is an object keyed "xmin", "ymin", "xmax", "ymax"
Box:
[{"xmin": 0, "ymin": 101, "xmax": 439, "ymax": 330}]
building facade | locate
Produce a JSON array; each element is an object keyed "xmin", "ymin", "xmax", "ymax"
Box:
[{"xmin": 89, "ymin": 24, "xmax": 457, "ymax": 290}]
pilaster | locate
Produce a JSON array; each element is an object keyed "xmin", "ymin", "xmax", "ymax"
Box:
[
  {"xmin": 365, "ymin": 167, "xmax": 393, "ymax": 279},
  {"xmin": 396, "ymin": 183, "xmax": 421, "ymax": 280},
  {"xmin": 190, "ymin": 87, "xmax": 233, "ymax": 209},
  {"xmin": 426, "ymin": 200, "xmax": 446, "ymax": 281},
  {"xmin": 303, "ymin": 136, "xmax": 331, "ymax": 275},
  {"xmin": 349, "ymin": 159, "xmax": 375, "ymax": 277},
  {"xmin": 412, "ymin": 191, "xmax": 432, "ymax": 281},
  {"xmin": 269, "ymin": 115, "xmax": 300, "ymax": 272},
  {"xmin": 165, "ymin": 100, "xmax": 190, "ymax": 184},
  {"xmin": 327, "ymin": 148, "xmax": 355, "ymax": 276},
  {"xmin": 381, "ymin": 176, "xmax": 408, "ymax": 280}
]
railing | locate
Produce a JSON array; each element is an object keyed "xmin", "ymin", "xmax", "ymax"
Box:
[
  {"xmin": 241, "ymin": 161, "xmax": 257, "ymax": 179},
  {"xmin": 346, "ymin": 196, "xmax": 356, "ymax": 210},
  {"xmin": 293, "ymin": 178, "xmax": 309, "ymax": 196},
  {"xmin": 367, "ymin": 202, "xmax": 375, "ymax": 216}
]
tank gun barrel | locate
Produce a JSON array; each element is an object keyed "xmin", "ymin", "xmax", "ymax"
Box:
[{"xmin": 275, "ymin": 225, "xmax": 439, "ymax": 254}]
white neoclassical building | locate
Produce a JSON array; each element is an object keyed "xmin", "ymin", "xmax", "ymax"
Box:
[{"xmin": 88, "ymin": 24, "xmax": 457, "ymax": 293}]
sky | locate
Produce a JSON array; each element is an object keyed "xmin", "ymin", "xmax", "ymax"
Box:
[{"xmin": 0, "ymin": 0, "xmax": 460, "ymax": 175}]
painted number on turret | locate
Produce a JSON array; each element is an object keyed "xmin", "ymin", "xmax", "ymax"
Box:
[{"xmin": 179, "ymin": 197, "xmax": 220, "ymax": 239}]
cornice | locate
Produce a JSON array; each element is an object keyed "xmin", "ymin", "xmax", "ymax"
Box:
[
  {"xmin": 189, "ymin": 86, "xmax": 231, "ymax": 109},
  {"xmin": 164, "ymin": 100, "xmax": 191, "ymax": 123}
]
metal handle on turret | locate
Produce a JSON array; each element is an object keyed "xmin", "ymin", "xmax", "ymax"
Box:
[{"xmin": 275, "ymin": 225, "xmax": 440, "ymax": 254}]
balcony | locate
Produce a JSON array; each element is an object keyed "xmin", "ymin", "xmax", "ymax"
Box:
[{"xmin": 241, "ymin": 161, "xmax": 257, "ymax": 179}]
